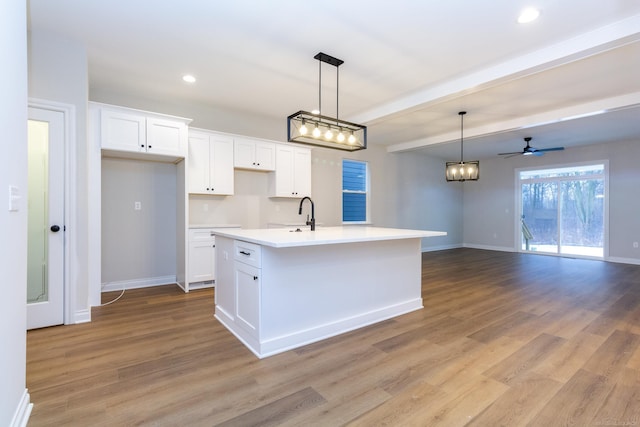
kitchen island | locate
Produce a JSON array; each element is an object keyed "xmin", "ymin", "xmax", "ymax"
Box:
[{"xmin": 213, "ymin": 226, "xmax": 446, "ymax": 358}]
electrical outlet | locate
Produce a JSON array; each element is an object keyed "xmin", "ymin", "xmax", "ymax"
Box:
[{"xmin": 134, "ymin": 201, "xmax": 141, "ymax": 210}]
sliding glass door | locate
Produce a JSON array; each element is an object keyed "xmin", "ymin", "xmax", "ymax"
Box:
[{"xmin": 519, "ymin": 163, "xmax": 606, "ymax": 258}]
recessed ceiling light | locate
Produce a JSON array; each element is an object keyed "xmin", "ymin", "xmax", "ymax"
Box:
[
  {"xmin": 518, "ymin": 7, "xmax": 540, "ymax": 24},
  {"xmin": 182, "ymin": 74, "xmax": 196, "ymax": 83}
]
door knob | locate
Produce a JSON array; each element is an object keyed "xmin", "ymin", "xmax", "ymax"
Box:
[{"xmin": 50, "ymin": 225, "xmax": 61, "ymax": 232}]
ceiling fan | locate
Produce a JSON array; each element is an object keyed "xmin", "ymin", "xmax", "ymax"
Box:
[{"xmin": 498, "ymin": 137, "xmax": 564, "ymax": 158}]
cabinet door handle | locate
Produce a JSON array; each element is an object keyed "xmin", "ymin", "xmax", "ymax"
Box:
[
  {"xmin": 212, "ymin": 244, "xmax": 216, "ymax": 248},
  {"xmin": 239, "ymin": 250, "xmax": 250, "ymax": 256},
  {"xmin": 253, "ymin": 276, "xmax": 258, "ymax": 281}
]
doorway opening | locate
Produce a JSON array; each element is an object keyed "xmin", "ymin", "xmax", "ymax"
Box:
[{"xmin": 518, "ymin": 162, "xmax": 607, "ymax": 259}]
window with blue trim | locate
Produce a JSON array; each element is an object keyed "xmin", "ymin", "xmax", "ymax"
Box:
[{"xmin": 342, "ymin": 159, "xmax": 368, "ymax": 222}]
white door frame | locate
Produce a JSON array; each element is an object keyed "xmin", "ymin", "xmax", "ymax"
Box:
[{"xmin": 28, "ymin": 98, "xmax": 76, "ymax": 325}]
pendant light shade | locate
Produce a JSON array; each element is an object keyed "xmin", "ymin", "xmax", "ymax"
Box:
[
  {"xmin": 287, "ymin": 52, "xmax": 367, "ymax": 151},
  {"xmin": 446, "ymin": 111, "xmax": 479, "ymax": 181}
]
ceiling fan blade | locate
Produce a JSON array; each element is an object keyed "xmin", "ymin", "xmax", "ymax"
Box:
[
  {"xmin": 501, "ymin": 153, "xmax": 522, "ymax": 159},
  {"xmin": 532, "ymin": 151, "xmax": 544, "ymax": 156},
  {"xmin": 536, "ymin": 147, "xmax": 564, "ymax": 152},
  {"xmin": 498, "ymin": 151, "xmax": 523, "ymax": 156}
]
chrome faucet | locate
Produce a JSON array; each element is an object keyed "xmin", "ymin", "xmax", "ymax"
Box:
[{"xmin": 298, "ymin": 196, "xmax": 315, "ymax": 231}]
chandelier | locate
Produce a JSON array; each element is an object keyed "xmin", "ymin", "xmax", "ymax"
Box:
[
  {"xmin": 445, "ymin": 111, "xmax": 479, "ymax": 181},
  {"xmin": 287, "ymin": 52, "xmax": 366, "ymax": 151}
]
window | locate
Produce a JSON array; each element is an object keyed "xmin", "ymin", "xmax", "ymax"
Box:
[
  {"xmin": 519, "ymin": 163, "xmax": 607, "ymax": 258},
  {"xmin": 342, "ymin": 159, "xmax": 369, "ymax": 223}
]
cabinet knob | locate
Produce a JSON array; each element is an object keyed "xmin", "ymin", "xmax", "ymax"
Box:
[
  {"xmin": 253, "ymin": 276, "xmax": 258, "ymax": 281},
  {"xmin": 148, "ymin": 145, "xmax": 152, "ymax": 148},
  {"xmin": 140, "ymin": 144, "xmax": 145, "ymax": 147}
]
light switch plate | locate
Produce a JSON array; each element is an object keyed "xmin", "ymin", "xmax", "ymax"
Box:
[{"xmin": 9, "ymin": 185, "xmax": 20, "ymax": 212}]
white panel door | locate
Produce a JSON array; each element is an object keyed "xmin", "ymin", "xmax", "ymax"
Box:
[{"xmin": 27, "ymin": 107, "xmax": 65, "ymax": 329}]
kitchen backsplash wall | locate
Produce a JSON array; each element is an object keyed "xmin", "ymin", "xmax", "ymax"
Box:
[{"xmin": 189, "ymin": 152, "xmax": 345, "ymax": 229}]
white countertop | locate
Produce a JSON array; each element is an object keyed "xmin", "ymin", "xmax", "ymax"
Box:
[{"xmin": 212, "ymin": 226, "xmax": 446, "ymax": 248}]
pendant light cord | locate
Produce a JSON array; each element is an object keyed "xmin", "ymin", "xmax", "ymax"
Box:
[
  {"xmin": 336, "ymin": 66, "xmax": 339, "ymax": 124},
  {"xmin": 459, "ymin": 111, "xmax": 466, "ymax": 162},
  {"xmin": 318, "ymin": 59, "xmax": 322, "ymax": 118}
]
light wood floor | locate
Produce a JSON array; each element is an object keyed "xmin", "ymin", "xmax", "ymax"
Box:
[{"xmin": 27, "ymin": 248, "xmax": 640, "ymax": 426}]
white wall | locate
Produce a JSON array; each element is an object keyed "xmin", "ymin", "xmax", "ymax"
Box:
[
  {"xmin": 463, "ymin": 138, "xmax": 640, "ymax": 262},
  {"xmin": 28, "ymin": 29, "xmax": 90, "ymax": 316},
  {"xmin": 101, "ymin": 158, "xmax": 178, "ymax": 284},
  {"xmin": 0, "ymin": 0, "xmax": 29, "ymax": 424}
]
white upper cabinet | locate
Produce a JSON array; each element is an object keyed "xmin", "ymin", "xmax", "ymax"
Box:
[
  {"xmin": 146, "ymin": 117, "xmax": 187, "ymax": 156},
  {"xmin": 98, "ymin": 103, "xmax": 189, "ymax": 160},
  {"xmin": 234, "ymin": 138, "xmax": 275, "ymax": 171},
  {"xmin": 188, "ymin": 130, "xmax": 234, "ymax": 195},
  {"xmin": 269, "ymin": 145, "xmax": 312, "ymax": 198}
]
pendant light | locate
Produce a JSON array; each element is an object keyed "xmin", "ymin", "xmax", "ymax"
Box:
[
  {"xmin": 445, "ymin": 111, "xmax": 479, "ymax": 181},
  {"xmin": 287, "ymin": 52, "xmax": 367, "ymax": 151}
]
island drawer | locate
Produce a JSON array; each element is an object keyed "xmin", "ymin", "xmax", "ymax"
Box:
[{"xmin": 234, "ymin": 240, "xmax": 261, "ymax": 268}]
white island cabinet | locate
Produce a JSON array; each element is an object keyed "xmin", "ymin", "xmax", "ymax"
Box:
[{"xmin": 214, "ymin": 226, "xmax": 446, "ymax": 358}]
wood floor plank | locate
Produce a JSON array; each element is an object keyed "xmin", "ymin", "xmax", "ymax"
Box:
[
  {"xmin": 467, "ymin": 372, "xmax": 562, "ymax": 426},
  {"xmin": 528, "ymin": 368, "xmax": 614, "ymax": 426},
  {"xmin": 592, "ymin": 367, "xmax": 640, "ymax": 427},
  {"xmin": 26, "ymin": 249, "xmax": 640, "ymax": 426},
  {"xmin": 582, "ymin": 329, "xmax": 640, "ymax": 380},
  {"xmin": 533, "ymin": 331, "xmax": 606, "ymax": 383},
  {"xmin": 214, "ymin": 386, "xmax": 327, "ymax": 427},
  {"xmin": 467, "ymin": 311, "xmax": 539, "ymax": 344},
  {"xmin": 482, "ymin": 333, "xmax": 566, "ymax": 386}
]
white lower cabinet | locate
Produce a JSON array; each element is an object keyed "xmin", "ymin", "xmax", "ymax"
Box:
[
  {"xmin": 214, "ymin": 237, "xmax": 262, "ymax": 343},
  {"xmin": 188, "ymin": 229, "xmax": 216, "ymax": 289},
  {"xmin": 234, "ymin": 261, "xmax": 260, "ymax": 336}
]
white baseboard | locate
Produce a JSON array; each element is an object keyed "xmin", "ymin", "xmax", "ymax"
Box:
[
  {"xmin": 607, "ymin": 256, "xmax": 640, "ymax": 265},
  {"xmin": 433, "ymin": 244, "xmax": 640, "ymax": 267},
  {"xmin": 216, "ymin": 299, "xmax": 423, "ymax": 359},
  {"xmin": 463, "ymin": 243, "xmax": 516, "ymax": 252},
  {"xmin": 10, "ymin": 389, "xmax": 32, "ymax": 427},
  {"xmin": 73, "ymin": 309, "xmax": 91, "ymax": 324},
  {"xmin": 422, "ymin": 243, "xmax": 462, "ymax": 252},
  {"xmin": 101, "ymin": 275, "xmax": 177, "ymax": 293}
]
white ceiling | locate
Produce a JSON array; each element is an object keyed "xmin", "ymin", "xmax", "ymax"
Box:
[{"xmin": 28, "ymin": 0, "xmax": 640, "ymax": 160}]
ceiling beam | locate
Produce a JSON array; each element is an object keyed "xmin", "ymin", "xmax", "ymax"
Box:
[{"xmin": 351, "ymin": 14, "xmax": 640, "ymax": 126}]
